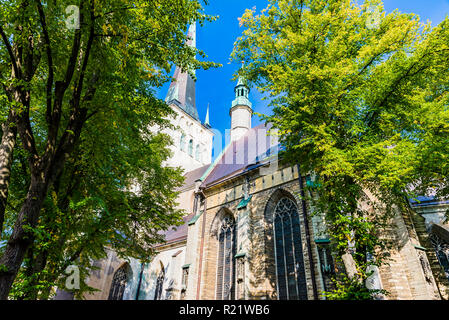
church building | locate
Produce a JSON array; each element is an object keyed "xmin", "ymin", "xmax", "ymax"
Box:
[{"xmin": 79, "ymin": 24, "xmax": 449, "ymax": 301}]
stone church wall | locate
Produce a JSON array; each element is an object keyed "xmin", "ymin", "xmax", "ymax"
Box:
[
  {"xmin": 83, "ymin": 248, "xmax": 124, "ymax": 300},
  {"xmin": 360, "ymin": 190, "xmax": 442, "ymax": 300},
  {"xmin": 193, "ymin": 164, "xmax": 326, "ymax": 300},
  {"xmin": 187, "ymin": 163, "xmax": 446, "ymax": 300},
  {"xmin": 83, "ymin": 243, "xmax": 186, "ymax": 300}
]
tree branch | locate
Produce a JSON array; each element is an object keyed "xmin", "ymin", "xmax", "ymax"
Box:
[
  {"xmin": 46, "ymin": 0, "xmax": 85, "ymax": 156},
  {"xmin": 0, "ymin": 26, "xmax": 20, "ymax": 78},
  {"xmin": 73, "ymin": 0, "xmax": 95, "ymax": 109},
  {"xmin": 35, "ymin": 0, "xmax": 54, "ymax": 125}
]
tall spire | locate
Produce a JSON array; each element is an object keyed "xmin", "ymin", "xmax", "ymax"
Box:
[
  {"xmin": 165, "ymin": 22, "xmax": 199, "ymax": 121},
  {"xmin": 204, "ymin": 103, "xmax": 211, "ymax": 128}
]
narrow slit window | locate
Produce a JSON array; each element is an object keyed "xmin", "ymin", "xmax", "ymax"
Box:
[{"xmin": 188, "ymin": 139, "xmax": 193, "ymax": 157}]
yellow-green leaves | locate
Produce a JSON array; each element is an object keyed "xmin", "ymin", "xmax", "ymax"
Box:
[{"xmin": 232, "ymin": 0, "xmax": 449, "ymax": 299}]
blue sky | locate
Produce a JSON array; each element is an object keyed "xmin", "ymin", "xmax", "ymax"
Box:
[{"xmin": 156, "ymin": 0, "xmax": 449, "ymax": 159}]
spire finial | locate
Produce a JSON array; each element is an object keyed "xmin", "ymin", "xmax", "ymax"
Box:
[
  {"xmin": 205, "ymin": 103, "xmax": 211, "ymax": 128},
  {"xmin": 236, "ymin": 61, "xmax": 248, "ymax": 88}
]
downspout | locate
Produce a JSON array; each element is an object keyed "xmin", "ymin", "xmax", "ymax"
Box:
[
  {"xmin": 135, "ymin": 262, "xmax": 145, "ymax": 300},
  {"xmin": 297, "ymin": 163, "xmax": 318, "ymax": 300}
]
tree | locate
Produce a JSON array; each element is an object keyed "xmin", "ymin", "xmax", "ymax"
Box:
[
  {"xmin": 232, "ymin": 0, "xmax": 449, "ymax": 298},
  {"xmin": 0, "ymin": 0, "xmax": 218, "ymax": 299},
  {"xmin": 7, "ymin": 92, "xmax": 186, "ymax": 299}
]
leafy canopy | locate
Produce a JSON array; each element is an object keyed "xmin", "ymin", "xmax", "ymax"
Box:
[
  {"xmin": 232, "ymin": 0, "xmax": 449, "ymax": 298},
  {"xmin": 0, "ymin": 0, "xmax": 219, "ymax": 299}
]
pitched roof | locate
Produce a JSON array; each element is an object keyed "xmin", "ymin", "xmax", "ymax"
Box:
[
  {"xmin": 160, "ymin": 164, "xmax": 209, "ymax": 245},
  {"xmin": 409, "ymin": 196, "xmax": 449, "ymax": 207},
  {"xmin": 165, "ymin": 68, "xmax": 198, "ymax": 120},
  {"xmin": 159, "ymin": 123, "xmax": 279, "ymax": 246},
  {"xmin": 203, "ymin": 123, "xmax": 278, "ymax": 187},
  {"xmin": 178, "ymin": 164, "xmax": 210, "ymax": 191},
  {"xmin": 159, "ymin": 212, "xmax": 196, "ymax": 246}
]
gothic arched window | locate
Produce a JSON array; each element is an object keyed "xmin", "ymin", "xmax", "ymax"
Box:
[
  {"xmin": 108, "ymin": 264, "xmax": 129, "ymax": 300},
  {"xmin": 273, "ymin": 197, "xmax": 307, "ymax": 300},
  {"xmin": 180, "ymin": 134, "xmax": 186, "ymax": 152},
  {"xmin": 154, "ymin": 266, "xmax": 165, "ymax": 300},
  {"xmin": 188, "ymin": 139, "xmax": 193, "ymax": 157},
  {"xmin": 195, "ymin": 144, "xmax": 200, "ymax": 161},
  {"xmin": 430, "ymin": 233, "xmax": 449, "ymax": 281},
  {"xmin": 216, "ymin": 216, "xmax": 237, "ymax": 300}
]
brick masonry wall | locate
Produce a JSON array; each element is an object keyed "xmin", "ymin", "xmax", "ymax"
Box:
[
  {"xmin": 409, "ymin": 207, "xmax": 449, "ymax": 299},
  {"xmin": 185, "ymin": 217, "xmax": 201, "ymax": 299},
  {"xmin": 197, "ymin": 165, "xmax": 325, "ymax": 300},
  {"xmin": 194, "ymin": 164, "xmax": 445, "ymax": 300},
  {"xmin": 361, "ymin": 190, "xmax": 442, "ymax": 300}
]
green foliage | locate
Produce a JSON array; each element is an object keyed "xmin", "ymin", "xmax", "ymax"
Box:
[
  {"xmin": 324, "ymin": 276, "xmax": 388, "ymax": 300},
  {"xmin": 232, "ymin": 0, "xmax": 449, "ymax": 298},
  {"xmin": 0, "ymin": 0, "xmax": 219, "ymax": 299}
]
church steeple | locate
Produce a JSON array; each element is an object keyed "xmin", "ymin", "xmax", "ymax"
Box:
[
  {"xmin": 233, "ymin": 74, "xmax": 251, "ymax": 108},
  {"xmin": 165, "ymin": 23, "xmax": 199, "ymax": 121},
  {"xmin": 230, "ymin": 68, "xmax": 253, "ymax": 142},
  {"xmin": 204, "ymin": 103, "xmax": 211, "ymax": 128}
]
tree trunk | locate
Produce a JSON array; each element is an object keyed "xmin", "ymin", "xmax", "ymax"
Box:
[
  {"xmin": 18, "ymin": 172, "xmax": 74, "ymax": 300},
  {"xmin": 0, "ymin": 174, "xmax": 49, "ymax": 300},
  {"xmin": 0, "ymin": 115, "xmax": 87, "ymax": 299},
  {"xmin": 0, "ymin": 110, "xmax": 17, "ymax": 234}
]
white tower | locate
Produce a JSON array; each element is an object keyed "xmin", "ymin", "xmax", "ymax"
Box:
[
  {"xmin": 161, "ymin": 23, "xmax": 214, "ymax": 173},
  {"xmin": 230, "ymin": 74, "xmax": 253, "ymax": 142}
]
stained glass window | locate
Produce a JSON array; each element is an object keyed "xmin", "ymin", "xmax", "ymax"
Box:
[
  {"xmin": 273, "ymin": 197, "xmax": 307, "ymax": 300},
  {"xmin": 216, "ymin": 216, "xmax": 237, "ymax": 300},
  {"xmin": 108, "ymin": 264, "xmax": 129, "ymax": 300},
  {"xmin": 430, "ymin": 233, "xmax": 449, "ymax": 281}
]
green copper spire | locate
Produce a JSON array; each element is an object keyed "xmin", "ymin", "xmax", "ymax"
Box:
[{"xmin": 232, "ymin": 67, "xmax": 252, "ymax": 109}]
